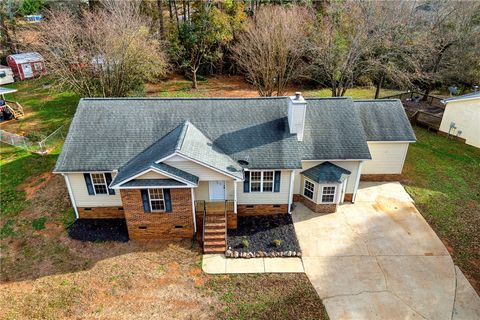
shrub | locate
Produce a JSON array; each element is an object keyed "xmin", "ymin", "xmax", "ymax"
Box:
[
  {"xmin": 272, "ymin": 239, "xmax": 282, "ymax": 247},
  {"xmin": 242, "ymin": 239, "xmax": 249, "ymax": 248}
]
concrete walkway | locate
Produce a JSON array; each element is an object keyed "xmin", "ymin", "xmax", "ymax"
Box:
[
  {"xmin": 202, "ymin": 254, "xmax": 304, "ymax": 274},
  {"xmin": 293, "ymin": 182, "xmax": 480, "ymax": 320}
]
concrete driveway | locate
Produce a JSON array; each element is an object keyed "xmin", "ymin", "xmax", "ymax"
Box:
[{"xmin": 293, "ymin": 182, "xmax": 480, "ymax": 320}]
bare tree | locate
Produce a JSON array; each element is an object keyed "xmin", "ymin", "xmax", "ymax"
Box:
[
  {"xmin": 231, "ymin": 5, "xmax": 313, "ymax": 96},
  {"xmin": 37, "ymin": 1, "xmax": 168, "ymax": 97},
  {"xmin": 363, "ymin": 1, "xmax": 425, "ymax": 98},
  {"xmin": 414, "ymin": 1, "xmax": 480, "ymax": 99},
  {"xmin": 310, "ymin": 1, "xmax": 379, "ymax": 97}
]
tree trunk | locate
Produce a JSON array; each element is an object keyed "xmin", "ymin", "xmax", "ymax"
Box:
[
  {"xmin": 422, "ymin": 43, "xmax": 452, "ymax": 101},
  {"xmin": 157, "ymin": 0, "xmax": 164, "ymax": 40},
  {"xmin": 374, "ymin": 72, "xmax": 385, "ymax": 99},
  {"xmin": 168, "ymin": 0, "xmax": 173, "ymax": 19},
  {"xmin": 192, "ymin": 68, "xmax": 198, "ymax": 89}
]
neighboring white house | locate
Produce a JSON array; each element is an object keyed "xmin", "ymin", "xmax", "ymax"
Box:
[
  {"xmin": 0, "ymin": 65, "xmax": 14, "ymax": 85},
  {"xmin": 439, "ymin": 92, "xmax": 480, "ymax": 148}
]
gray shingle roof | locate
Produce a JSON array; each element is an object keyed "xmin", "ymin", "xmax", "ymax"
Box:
[
  {"xmin": 353, "ymin": 99, "xmax": 416, "ymax": 142},
  {"xmin": 109, "ymin": 120, "xmax": 241, "ymax": 186},
  {"xmin": 121, "ymin": 179, "xmax": 188, "ymax": 188},
  {"xmin": 301, "ymin": 161, "xmax": 351, "ymax": 183},
  {"xmin": 54, "ymin": 96, "xmax": 414, "ymax": 173}
]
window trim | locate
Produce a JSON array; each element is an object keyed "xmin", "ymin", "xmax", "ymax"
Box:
[
  {"xmin": 249, "ymin": 170, "xmax": 274, "ymax": 193},
  {"xmin": 148, "ymin": 188, "xmax": 166, "ymax": 212},
  {"xmin": 90, "ymin": 173, "xmax": 108, "ymax": 195},
  {"xmin": 320, "ymin": 185, "xmax": 337, "ymax": 204},
  {"xmin": 303, "ymin": 179, "xmax": 315, "ymax": 200}
]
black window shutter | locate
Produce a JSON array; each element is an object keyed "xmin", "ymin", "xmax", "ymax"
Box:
[
  {"xmin": 141, "ymin": 190, "xmax": 151, "ymax": 213},
  {"xmin": 274, "ymin": 171, "xmax": 281, "ymax": 192},
  {"xmin": 104, "ymin": 173, "xmax": 115, "ymax": 195},
  {"xmin": 164, "ymin": 189, "xmax": 172, "ymax": 212},
  {"xmin": 83, "ymin": 173, "xmax": 94, "ymax": 195},
  {"xmin": 244, "ymin": 171, "xmax": 250, "ymax": 193}
]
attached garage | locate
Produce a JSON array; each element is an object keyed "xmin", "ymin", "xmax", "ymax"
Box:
[
  {"xmin": 362, "ymin": 142, "xmax": 409, "ymax": 175},
  {"xmin": 353, "ymin": 99, "xmax": 416, "ymax": 180}
]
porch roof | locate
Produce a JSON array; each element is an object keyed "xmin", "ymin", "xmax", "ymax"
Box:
[
  {"xmin": 120, "ymin": 179, "xmax": 188, "ymax": 188},
  {"xmin": 301, "ymin": 162, "xmax": 351, "ymax": 184}
]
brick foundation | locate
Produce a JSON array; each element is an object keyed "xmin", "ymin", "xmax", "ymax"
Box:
[
  {"xmin": 78, "ymin": 207, "xmax": 125, "ymax": 219},
  {"xmin": 237, "ymin": 204, "xmax": 288, "ymax": 216},
  {"xmin": 360, "ymin": 174, "xmax": 402, "ymax": 182},
  {"xmin": 300, "ymin": 196, "xmax": 336, "ymax": 213},
  {"xmin": 293, "ymin": 194, "xmax": 302, "ymax": 202},
  {"xmin": 120, "ymin": 189, "xmax": 194, "ymax": 240},
  {"xmin": 344, "ymin": 193, "xmax": 353, "ymax": 202}
]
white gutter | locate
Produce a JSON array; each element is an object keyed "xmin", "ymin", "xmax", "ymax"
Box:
[
  {"xmin": 63, "ymin": 174, "xmax": 78, "ymax": 219},
  {"xmin": 352, "ymin": 161, "xmax": 364, "ymax": 203}
]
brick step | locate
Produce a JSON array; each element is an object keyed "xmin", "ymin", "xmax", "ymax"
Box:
[
  {"xmin": 204, "ymin": 240, "xmax": 226, "ymax": 247},
  {"xmin": 204, "ymin": 231, "xmax": 225, "ymax": 237},
  {"xmin": 204, "ymin": 247, "xmax": 226, "ymax": 254},
  {"xmin": 204, "ymin": 222, "xmax": 225, "ymax": 228},
  {"xmin": 204, "ymin": 234, "xmax": 225, "ymax": 240},
  {"xmin": 205, "ymin": 217, "xmax": 226, "ymax": 223}
]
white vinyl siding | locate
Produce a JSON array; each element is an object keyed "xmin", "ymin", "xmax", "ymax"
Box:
[
  {"xmin": 67, "ymin": 173, "xmax": 122, "ymax": 207},
  {"xmin": 439, "ymin": 99, "xmax": 480, "ymax": 148},
  {"xmin": 363, "ymin": 142, "xmax": 409, "ymax": 174},
  {"xmin": 294, "ymin": 161, "xmax": 360, "ymax": 195},
  {"xmin": 164, "ymin": 159, "xmax": 231, "ymax": 181},
  {"xmin": 136, "ymin": 171, "xmax": 169, "ymax": 179},
  {"xmin": 238, "ymin": 170, "xmax": 291, "ymax": 205}
]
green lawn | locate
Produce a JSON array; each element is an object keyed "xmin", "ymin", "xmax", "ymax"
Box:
[
  {"xmin": 403, "ymin": 127, "xmax": 480, "ymax": 290},
  {"xmin": 302, "ymin": 87, "xmax": 402, "ymax": 99}
]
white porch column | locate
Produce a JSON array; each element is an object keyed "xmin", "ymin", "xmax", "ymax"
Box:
[
  {"xmin": 233, "ymin": 180, "xmax": 238, "ymax": 214},
  {"xmin": 63, "ymin": 174, "xmax": 79, "ymax": 219},
  {"xmin": 352, "ymin": 161, "xmax": 364, "ymax": 203},
  {"xmin": 288, "ymin": 170, "xmax": 295, "ymax": 213},
  {"xmin": 191, "ymin": 188, "xmax": 196, "ymax": 232}
]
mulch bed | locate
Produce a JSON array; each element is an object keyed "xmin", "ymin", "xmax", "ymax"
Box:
[
  {"xmin": 227, "ymin": 214, "xmax": 300, "ymax": 254},
  {"xmin": 68, "ymin": 219, "xmax": 129, "ymax": 242}
]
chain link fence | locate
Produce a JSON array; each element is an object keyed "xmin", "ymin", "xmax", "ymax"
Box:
[{"xmin": 0, "ymin": 124, "xmax": 68, "ymax": 155}]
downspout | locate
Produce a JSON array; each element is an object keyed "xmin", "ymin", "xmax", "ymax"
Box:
[
  {"xmin": 352, "ymin": 161, "xmax": 364, "ymax": 203},
  {"xmin": 288, "ymin": 170, "xmax": 295, "ymax": 213},
  {"xmin": 191, "ymin": 188, "xmax": 196, "ymax": 233},
  {"xmin": 233, "ymin": 181, "xmax": 237, "ymax": 214},
  {"xmin": 63, "ymin": 173, "xmax": 79, "ymax": 219}
]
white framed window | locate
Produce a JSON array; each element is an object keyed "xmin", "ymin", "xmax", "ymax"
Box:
[
  {"xmin": 149, "ymin": 188, "xmax": 165, "ymax": 212},
  {"xmin": 250, "ymin": 171, "xmax": 274, "ymax": 192},
  {"xmin": 321, "ymin": 186, "xmax": 336, "ymax": 203},
  {"xmin": 303, "ymin": 180, "xmax": 315, "ymax": 199},
  {"xmin": 91, "ymin": 173, "xmax": 108, "ymax": 195}
]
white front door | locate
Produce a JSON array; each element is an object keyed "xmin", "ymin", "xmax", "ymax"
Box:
[
  {"xmin": 209, "ymin": 181, "xmax": 225, "ymax": 201},
  {"xmin": 22, "ymin": 64, "xmax": 33, "ymax": 78}
]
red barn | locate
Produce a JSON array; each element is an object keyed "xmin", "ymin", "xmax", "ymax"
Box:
[{"xmin": 6, "ymin": 52, "xmax": 47, "ymax": 81}]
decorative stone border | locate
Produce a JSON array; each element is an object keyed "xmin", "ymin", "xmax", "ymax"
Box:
[{"xmin": 225, "ymin": 249, "xmax": 302, "ymax": 259}]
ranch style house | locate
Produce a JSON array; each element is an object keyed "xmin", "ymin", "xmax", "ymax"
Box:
[{"xmin": 54, "ymin": 93, "xmax": 416, "ymax": 253}]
